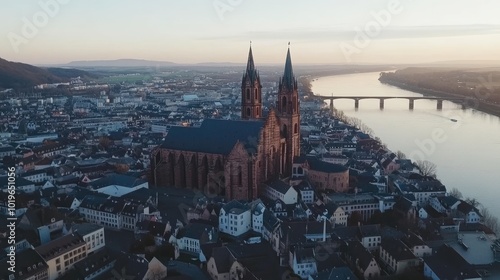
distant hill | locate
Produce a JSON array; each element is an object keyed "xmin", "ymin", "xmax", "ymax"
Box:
[
  {"xmin": 0, "ymin": 58, "xmax": 64, "ymax": 89},
  {"xmin": 66, "ymin": 59, "xmax": 178, "ymax": 67},
  {"xmin": 0, "ymin": 57, "xmax": 97, "ymax": 90},
  {"xmin": 426, "ymin": 60, "xmax": 500, "ymax": 68},
  {"xmin": 46, "ymin": 67, "xmax": 99, "ymax": 79}
]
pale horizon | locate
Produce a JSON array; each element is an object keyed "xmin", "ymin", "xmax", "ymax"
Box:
[{"xmin": 1, "ymin": 0, "xmax": 500, "ymax": 65}]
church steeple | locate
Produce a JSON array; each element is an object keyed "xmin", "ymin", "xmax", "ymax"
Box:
[
  {"xmin": 276, "ymin": 43, "xmax": 300, "ymax": 176},
  {"xmin": 281, "ymin": 44, "xmax": 296, "ymax": 91},
  {"xmin": 241, "ymin": 43, "xmax": 262, "ymax": 120},
  {"xmin": 246, "ymin": 44, "xmax": 256, "ymax": 77}
]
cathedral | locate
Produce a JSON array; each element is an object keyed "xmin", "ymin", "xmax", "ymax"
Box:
[{"xmin": 151, "ymin": 45, "xmax": 300, "ymax": 201}]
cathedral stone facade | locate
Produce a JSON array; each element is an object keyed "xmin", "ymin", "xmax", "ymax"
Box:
[{"xmin": 151, "ymin": 45, "xmax": 300, "ymax": 201}]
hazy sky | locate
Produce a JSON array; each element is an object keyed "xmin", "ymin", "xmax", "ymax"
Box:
[{"xmin": 1, "ymin": 0, "xmax": 500, "ymax": 65}]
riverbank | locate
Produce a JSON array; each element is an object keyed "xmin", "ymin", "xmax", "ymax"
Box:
[
  {"xmin": 379, "ymin": 74, "xmax": 500, "ymax": 118},
  {"xmin": 309, "ymin": 72, "xmax": 500, "ymax": 226}
]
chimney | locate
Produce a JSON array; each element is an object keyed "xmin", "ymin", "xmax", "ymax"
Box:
[{"xmin": 323, "ymin": 217, "xmax": 327, "ymax": 242}]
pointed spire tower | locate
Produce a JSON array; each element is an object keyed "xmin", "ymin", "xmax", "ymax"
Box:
[
  {"xmin": 241, "ymin": 42, "xmax": 263, "ymax": 120},
  {"xmin": 276, "ymin": 43, "xmax": 300, "ymax": 176}
]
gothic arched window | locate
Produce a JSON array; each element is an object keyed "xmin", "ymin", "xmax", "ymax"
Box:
[
  {"xmin": 246, "ymin": 108, "xmax": 251, "ymax": 116},
  {"xmin": 246, "ymin": 89, "xmax": 250, "ymax": 100},
  {"xmin": 238, "ymin": 166, "xmax": 242, "ymax": 186}
]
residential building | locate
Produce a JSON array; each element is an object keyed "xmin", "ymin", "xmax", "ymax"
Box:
[
  {"xmin": 71, "ymin": 223, "xmax": 105, "ymax": 254},
  {"xmin": 264, "ymin": 179, "xmax": 298, "ymax": 205},
  {"xmin": 219, "ymin": 200, "xmax": 251, "ymax": 237},
  {"xmin": 379, "ymin": 239, "xmax": 420, "ymax": 275},
  {"xmin": 35, "ymin": 233, "xmax": 87, "ymax": 280}
]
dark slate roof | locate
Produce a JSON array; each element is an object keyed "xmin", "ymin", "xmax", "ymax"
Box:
[
  {"xmin": 211, "ymin": 246, "xmax": 231, "ymax": 273},
  {"xmin": 112, "ymin": 252, "xmax": 149, "ymax": 280},
  {"xmin": 281, "ymin": 220, "xmax": 333, "ymax": 245},
  {"xmin": 359, "ymin": 224, "xmax": 381, "ymax": 237},
  {"xmin": 79, "ymin": 195, "xmax": 125, "ymax": 214},
  {"xmin": 439, "ymin": 195, "xmax": 460, "ymax": 208},
  {"xmin": 346, "ymin": 241, "xmax": 376, "ymax": 271},
  {"xmin": 72, "ymin": 248, "xmax": 115, "ymax": 279},
  {"xmin": 457, "ymin": 200, "xmax": 480, "ymax": 215},
  {"xmin": 136, "ymin": 220, "xmax": 167, "ymax": 237},
  {"xmin": 71, "ymin": 223, "xmax": 103, "ymax": 236},
  {"xmin": 222, "ymin": 200, "xmax": 250, "ymax": 214},
  {"xmin": 265, "ymin": 179, "xmax": 292, "ymax": 195},
  {"xmin": 423, "ymin": 245, "xmax": 480, "ymax": 280},
  {"xmin": 402, "ymin": 232, "xmax": 427, "ymax": 248},
  {"xmin": 0, "ymin": 176, "xmax": 35, "ymax": 188},
  {"xmin": 0, "ymin": 248, "xmax": 48, "ymax": 280},
  {"xmin": 332, "ymin": 226, "xmax": 359, "ymax": 241},
  {"xmin": 21, "ymin": 206, "xmax": 65, "ymax": 229},
  {"xmin": 35, "ymin": 233, "xmax": 85, "ymax": 260},
  {"xmin": 381, "ymin": 238, "xmax": 417, "ymax": 261},
  {"xmin": 161, "ymin": 118, "xmax": 264, "ymax": 155},
  {"xmin": 226, "ymin": 242, "xmax": 275, "ymax": 260},
  {"xmin": 262, "ymin": 209, "xmax": 279, "ymax": 232},
  {"xmin": 293, "ymin": 247, "xmax": 315, "ymax": 264},
  {"xmin": 312, "ymin": 267, "xmax": 358, "ymax": 280},
  {"xmin": 306, "ymin": 157, "xmax": 348, "ymax": 173},
  {"xmin": 178, "ymin": 222, "xmax": 217, "ymax": 242}
]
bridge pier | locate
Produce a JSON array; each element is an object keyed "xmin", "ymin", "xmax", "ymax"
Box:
[
  {"xmin": 437, "ymin": 100, "xmax": 443, "ymax": 110},
  {"xmin": 379, "ymin": 99, "xmax": 384, "ymax": 110},
  {"xmin": 329, "ymin": 99, "xmax": 334, "ymax": 113},
  {"xmin": 409, "ymin": 99, "xmax": 414, "ymax": 110},
  {"xmin": 354, "ymin": 99, "xmax": 359, "ymax": 109}
]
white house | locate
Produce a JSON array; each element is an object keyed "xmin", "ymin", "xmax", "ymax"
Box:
[
  {"xmin": 359, "ymin": 225, "xmax": 382, "ymax": 253},
  {"xmin": 379, "ymin": 239, "xmax": 421, "ymax": 275},
  {"xmin": 294, "ymin": 181, "xmax": 315, "ymax": 204},
  {"xmin": 71, "ymin": 223, "xmax": 105, "ymax": 254},
  {"xmin": 346, "ymin": 241, "xmax": 381, "ymax": 279},
  {"xmin": 219, "ymin": 200, "xmax": 251, "ymax": 237},
  {"xmin": 457, "ymin": 201, "xmax": 482, "ymax": 224},
  {"xmin": 176, "ymin": 222, "xmax": 218, "ymax": 255},
  {"xmin": 402, "ymin": 233, "xmax": 432, "ymax": 258},
  {"xmin": 289, "ymin": 247, "xmax": 317, "ymax": 279},
  {"xmin": 249, "ymin": 200, "xmax": 265, "ymax": 234},
  {"xmin": 264, "ymin": 180, "xmax": 298, "ymax": 205}
]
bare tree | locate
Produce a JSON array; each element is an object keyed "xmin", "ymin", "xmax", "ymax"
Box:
[
  {"xmin": 396, "ymin": 150, "xmax": 407, "ymax": 160},
  {"xmin": 448, "ymin": 187, "xmax": 463, "ymax": 199},
  {"xmin": 480, "ymin": 207, "xmax": 499, "ymax": 234},
  {"xmin": 465, "ymin": 197, "xmax": 481, "ymax": 208},
  {"xmin": 415, "ymin": 160, "xmax": 437, "ymax": 178}
]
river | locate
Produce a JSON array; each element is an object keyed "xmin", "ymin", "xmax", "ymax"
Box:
[{"xmin": 311, "ymin": 71, "xmax": 500, "ymax": 219}]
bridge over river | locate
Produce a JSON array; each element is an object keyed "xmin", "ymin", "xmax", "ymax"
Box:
[{"xmin": 317, "ymin": 96, "xmax": 467, "ymax": 110}]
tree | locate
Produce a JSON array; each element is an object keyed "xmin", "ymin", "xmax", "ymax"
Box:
[
  {"xmin": 115, "ymin": 164, "xmax": 130, "ymax": 174},
  {"xmin": 396, "ymin": 150, "xmax": 407, "ymax": 159},
  {"xmin": 480, "ymin": 207, "xmax": 499, "ymax": 234},
  {"xmin": 415, "ymin": 160, "xmax": 437, "ymax": 178},
  {"xmin": 465, "ymin": 197, "xmax": 481, "ymax": 208},
  {"xmin": 98, "ymin": 136, "xmax": 112, "ymax": 150},
  {"xmin": 347, "ymin": 211, "xmax": 363, "ymax": 226},
  {"xmin": 448, "ymin": 187, "xmax": 463, "ymax": 199}
]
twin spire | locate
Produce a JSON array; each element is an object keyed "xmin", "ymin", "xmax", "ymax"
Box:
[
  {"xmin": 243, "ymin": 42, "xmax": 295, "ymax": 89},
  {"xmin": 243, "ymin": 43, "xmax": 258, "ymax": 84}
]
